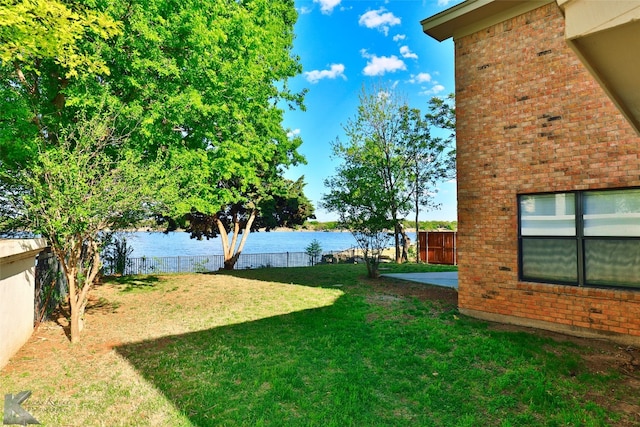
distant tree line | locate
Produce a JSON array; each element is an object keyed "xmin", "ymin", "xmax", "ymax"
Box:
[{"xmin": 301, "ymin": 220, "xmax": 456, "ymax": 232}]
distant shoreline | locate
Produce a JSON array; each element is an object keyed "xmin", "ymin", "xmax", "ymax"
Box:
[{"xmin": 123, "ymin": 219, "xmax": 457, "ymax": 234}]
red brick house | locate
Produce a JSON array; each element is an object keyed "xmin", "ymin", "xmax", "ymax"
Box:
[{"xmin": 422, "ymin": 0, "xmax": 640, "ymax": 344}]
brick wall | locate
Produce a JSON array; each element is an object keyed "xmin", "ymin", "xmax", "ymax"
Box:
[{"xmin": 454, "ymin": 3, "xmax": 640, "ymax": 342}]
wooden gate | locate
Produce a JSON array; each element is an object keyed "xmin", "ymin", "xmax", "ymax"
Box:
[{"xmin": 418, "ymin": 231, "xmax": 457, "ymax": 265}]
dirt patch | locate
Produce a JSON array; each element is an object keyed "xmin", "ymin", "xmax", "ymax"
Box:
[{"xmin": 369, "ymin": 276, "xmax": 459, "ymax": 308}]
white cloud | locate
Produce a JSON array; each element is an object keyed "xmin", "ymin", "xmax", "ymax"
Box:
[
  {"xmin": 393, "ymin": 34, "xmax": 406, "ymax": 42},
  {"xmin": 400, "ymin": 46, "xmax": 418, "ymax": 59},
  {"xmin": 297, "ymin": 6, "xmax": 312, "ymax": 15},
  {"xmin": 287, "ymin": 129, "xmax": 301, "ymax": 138},
  {"xmin": 304, "ymin": 64, "xmax": 346, "ymax": 84},
  {"xmin": 358, "ymin": 8, "xmax": 401, "ymax": 36},
  {"xmin": 419, "ymin": 84, "xmax": 446, "ymax": 96},
  {"xmin": 361, "ymin": 50, "xmax": 406, "ymax": 76},
  {"xmin": 438, "ymin": 0, "xmax": 456, "ymax": 6},
  {"xmin": 409, "ymin": 72, "xmax": 432, "ymax": 84},
  {"xmin": 314, "ymin": 0, "xmax": 341, "ymax": 14}
]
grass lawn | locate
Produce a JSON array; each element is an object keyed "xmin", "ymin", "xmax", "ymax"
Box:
[{"xmin": 1, "ymin": 263, "xmax": 639, "ymax": 426}]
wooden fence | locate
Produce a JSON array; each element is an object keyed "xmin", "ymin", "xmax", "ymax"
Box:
[{"xmin": 418, "ymin": 231, "xmax": 457, "ymax": 265}]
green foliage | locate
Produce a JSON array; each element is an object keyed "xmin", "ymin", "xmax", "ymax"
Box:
[
  {"xmin": 0, "ymin": 0, "xmax": 307, "ymax": 337},
  {"xmin": 3, "ymin": 111, "xmax": 163, "ymax": 239},
  {"xmin": 0, "ymin": 0, "xmax": 121, "ymax": 77},
  {"xmin": 305, "ymin": 239, "xmax": 322, "ymax": 266},
  {"xmin": 93, "ymin": 0, "xmax": 307, "ymax": 215},
  {"xmin": 102, "ymin": 234, "xmax": 134, "ymax": 276},
  {"xmin": 1, "ymin": 0, "xmax": 306, "ymax": 215},
  {"xmin": 399, "ymin": 220, "xmax": 457, "ymax": 231},
  {"xmin": 322, "ymin": 84, "xmax": 455, "ymax": 269},
  {"xmin": 303, "ymin": 220, "xmax": 343, "ymax": 231},
  {"xmin": 1, "ymin": 109, "xmax": 167, "ymax": 341}
]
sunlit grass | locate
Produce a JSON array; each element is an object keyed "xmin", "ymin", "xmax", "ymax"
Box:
[{"xmin": 0, "ymin": 264, "xmax": 633, "ymax": 426}]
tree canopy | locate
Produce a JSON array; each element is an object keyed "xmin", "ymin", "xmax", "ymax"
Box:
[
  {"xmin": 0, "ymin": 0, "xmax": 308, "ymax": 341},
  {"xmin": 322, "ymin": 85, "xmax": 455, "ymax": 273}
]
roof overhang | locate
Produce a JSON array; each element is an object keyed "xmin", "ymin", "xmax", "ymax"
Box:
[
  {"xmin": 557, "ymin": 0, "xmax": 640, "ymax": 135},
  {"xmin": 421, "ymin": 0, "xmax": 554, "ymax": 42},
  {"xmin": 422, "ymin": 0, "xmax": 640, "ymax": 135}
]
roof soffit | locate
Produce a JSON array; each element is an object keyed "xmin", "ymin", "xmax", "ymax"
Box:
[{"xmin": 422, "ymin": 0, "xmax": 555, "ymax": 41}]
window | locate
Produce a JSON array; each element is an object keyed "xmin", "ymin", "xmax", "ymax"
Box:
[{"xmin": 519, "ymin": 189, "xmax": 640, "ymax": 289}]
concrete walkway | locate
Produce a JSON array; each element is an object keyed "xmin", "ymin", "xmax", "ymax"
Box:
[{"xmin": 381, "ymin": 271, "xmax": 458, "ymax": 289}]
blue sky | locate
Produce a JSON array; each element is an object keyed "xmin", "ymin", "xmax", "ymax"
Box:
[{"xmin": 283, "ymin": 0, "xmax": 463, "ymax": 222}]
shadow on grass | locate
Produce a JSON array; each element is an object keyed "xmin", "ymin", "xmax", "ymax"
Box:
[
  {"xmin": 213, "ymin": 263, "xmax": 367, "ymax": 288},
  {"xmin": 213, "ymin": 262, "xmax": 457, "ymax": 289},
  {"xmin": 105, "ymin": 274, "xmax": 162, "ymax": 293},
  {"xmin": 115, "ymin": 297, "xmax": 373, "ymax": 426},
  {"xmin": 113, "ymin": 282, "xmax": 616, "ymax": 427}
]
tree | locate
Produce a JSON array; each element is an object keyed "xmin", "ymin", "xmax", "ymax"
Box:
[
  {"xmin": 1, "ymin": 0, "xmax": 306, "ymax": 340},
  {"xmin": 163, "ymin": 176, "xmax": 315, "ymax": 270},
  {"xmin": 334, "ymin": 85, "xmax": 410, "ymax": 263},
  {"xmin": 1, "ymin": 111, "xmax": 165, "ymax": 343},
  {"xmin": 0, "ymin": 1, "xmax": 134, "ymax": 343},
  {"xmin": 0, "ymin": 0, "xmax": 122, "ymax": 167},
  {"xmin": 408, "ymin": 94, "xmax": 456, "ymax": 263},
  {"xmin": 322, "ymin": 85, "xmax": 455, "ymax": 269},
  {"xmin": 321, "ymin": 147, "xmax": 394, "ymax": 278},
  {"xmin": 305, "ymin": 239, "xmax": 323, "ymax": 266},
  {"xmin": 113, "ymin": 0, "xmax": 313, "ymax": 269}
]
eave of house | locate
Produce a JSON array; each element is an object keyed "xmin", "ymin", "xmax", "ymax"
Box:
[
  {"xmin": 421, "ymin": 0, "xmax": 640, "ymax": 136},
  {"xmin": 420, "ymin": 0, "xmax": 554, "ymax": 42},
  {"xmin": 557, "ymin": 0, "xmax": 640, "ymax": 135}
]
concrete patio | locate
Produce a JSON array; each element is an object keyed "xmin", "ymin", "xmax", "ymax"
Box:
[{"xmin": 381, "ymin": 271, "xmax": 458, "ymax": 289}]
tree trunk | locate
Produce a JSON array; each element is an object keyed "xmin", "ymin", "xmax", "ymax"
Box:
[
  {"xmin": 69, "ymin": 299, "xmax": 83, "ymax": 344},
  {"xmin": 394, "ymin": 222, "xmax": 401, "ymax": 263},
  {"xmin": 216, "ymin": 210, "xmax": 257, "ymax": 270},
  {"xmin": 415, "ymin": 190, "xmax": 421, "ymax": 264},
  {"xmin": 223, "ymin": 254, "xmax": 240, "ymax": 270},
  {"xmin": 400, "ymin": 227, "xmax": 410, "ymax": 263},
  {"xmin": 366, "ymin": 257, "xmax": 380, "ymax": 278},
  {"xmin": 58, "ymin": 239, "xmax": 101, "ymax": 343}
]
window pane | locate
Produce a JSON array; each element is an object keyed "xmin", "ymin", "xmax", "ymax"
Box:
[
  {"xmin": 520, "ymin": 194, "xmax": 575, "ymax": 236},
  {"xmin": 585, "ymin": 240, "xmax": 640, "ymax": 288},
  {"xmin": 521, "ymin": 238, "xmax": 577, "ymax": 283},
  {"xmin": 584, "ymin": 189, "xmax": 640, "ymax": 237}
]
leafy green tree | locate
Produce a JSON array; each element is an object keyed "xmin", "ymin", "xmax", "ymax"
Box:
[
  {"xmin": 334, "ymin": 85, "xmax": 410, "ymax": 263},
  {"xmin": 106, "ymin": 0, "xmax": 311, "ymax": 268},
  {"xmin": 1, "ymin": 111, "xmax": 165, "ymax": 343},
  {"xmin": 305, "ymin": 239, "xmax": 323, "ymax": 266},
  {"xmin": 1, "ymin": 0, "xmax": 306, "ymax": 339},
  {"xmin": 164, "ymin": 176, "xmax": 315, "ymax": 270},
  {"xmin": 321, "ymin": 147, "xmax": 394, "ymax": 278},
  {"xmin": 322, "ymin": 85, "xmax": 455, "ymax": 269},
  {"xmin": 408, "ymin": 94, "xmax": 456, "ymax": 263},
  {"xmin": 0, "ymin": 0, "xmax": 122, "ymax": 166}
]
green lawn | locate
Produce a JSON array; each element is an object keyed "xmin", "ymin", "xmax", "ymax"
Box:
[{"xmin": 1, "ymin": 263, "xmax": 636, "ymax": 426}]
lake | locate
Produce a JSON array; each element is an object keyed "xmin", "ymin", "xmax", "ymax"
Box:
[{"xmin": 120, "ymin": 230, "xmax": 417, "ymax": 258}]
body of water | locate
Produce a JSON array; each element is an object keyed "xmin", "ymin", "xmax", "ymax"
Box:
[{"xmin": 119, "ymin": 230, "xmax": 417, "ymax": 258}]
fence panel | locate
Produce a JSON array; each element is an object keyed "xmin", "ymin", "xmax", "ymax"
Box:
[
  {"xmin": 34, "ymin": 248, "xmax": 67, "ymax": 322},
  {"xmin": 418, "ymin": 231, "xmax": 457, "ymax": 265},
  {"xmin": 104, "ymin": 252, "xmax": 330, "ymax": 276}
]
